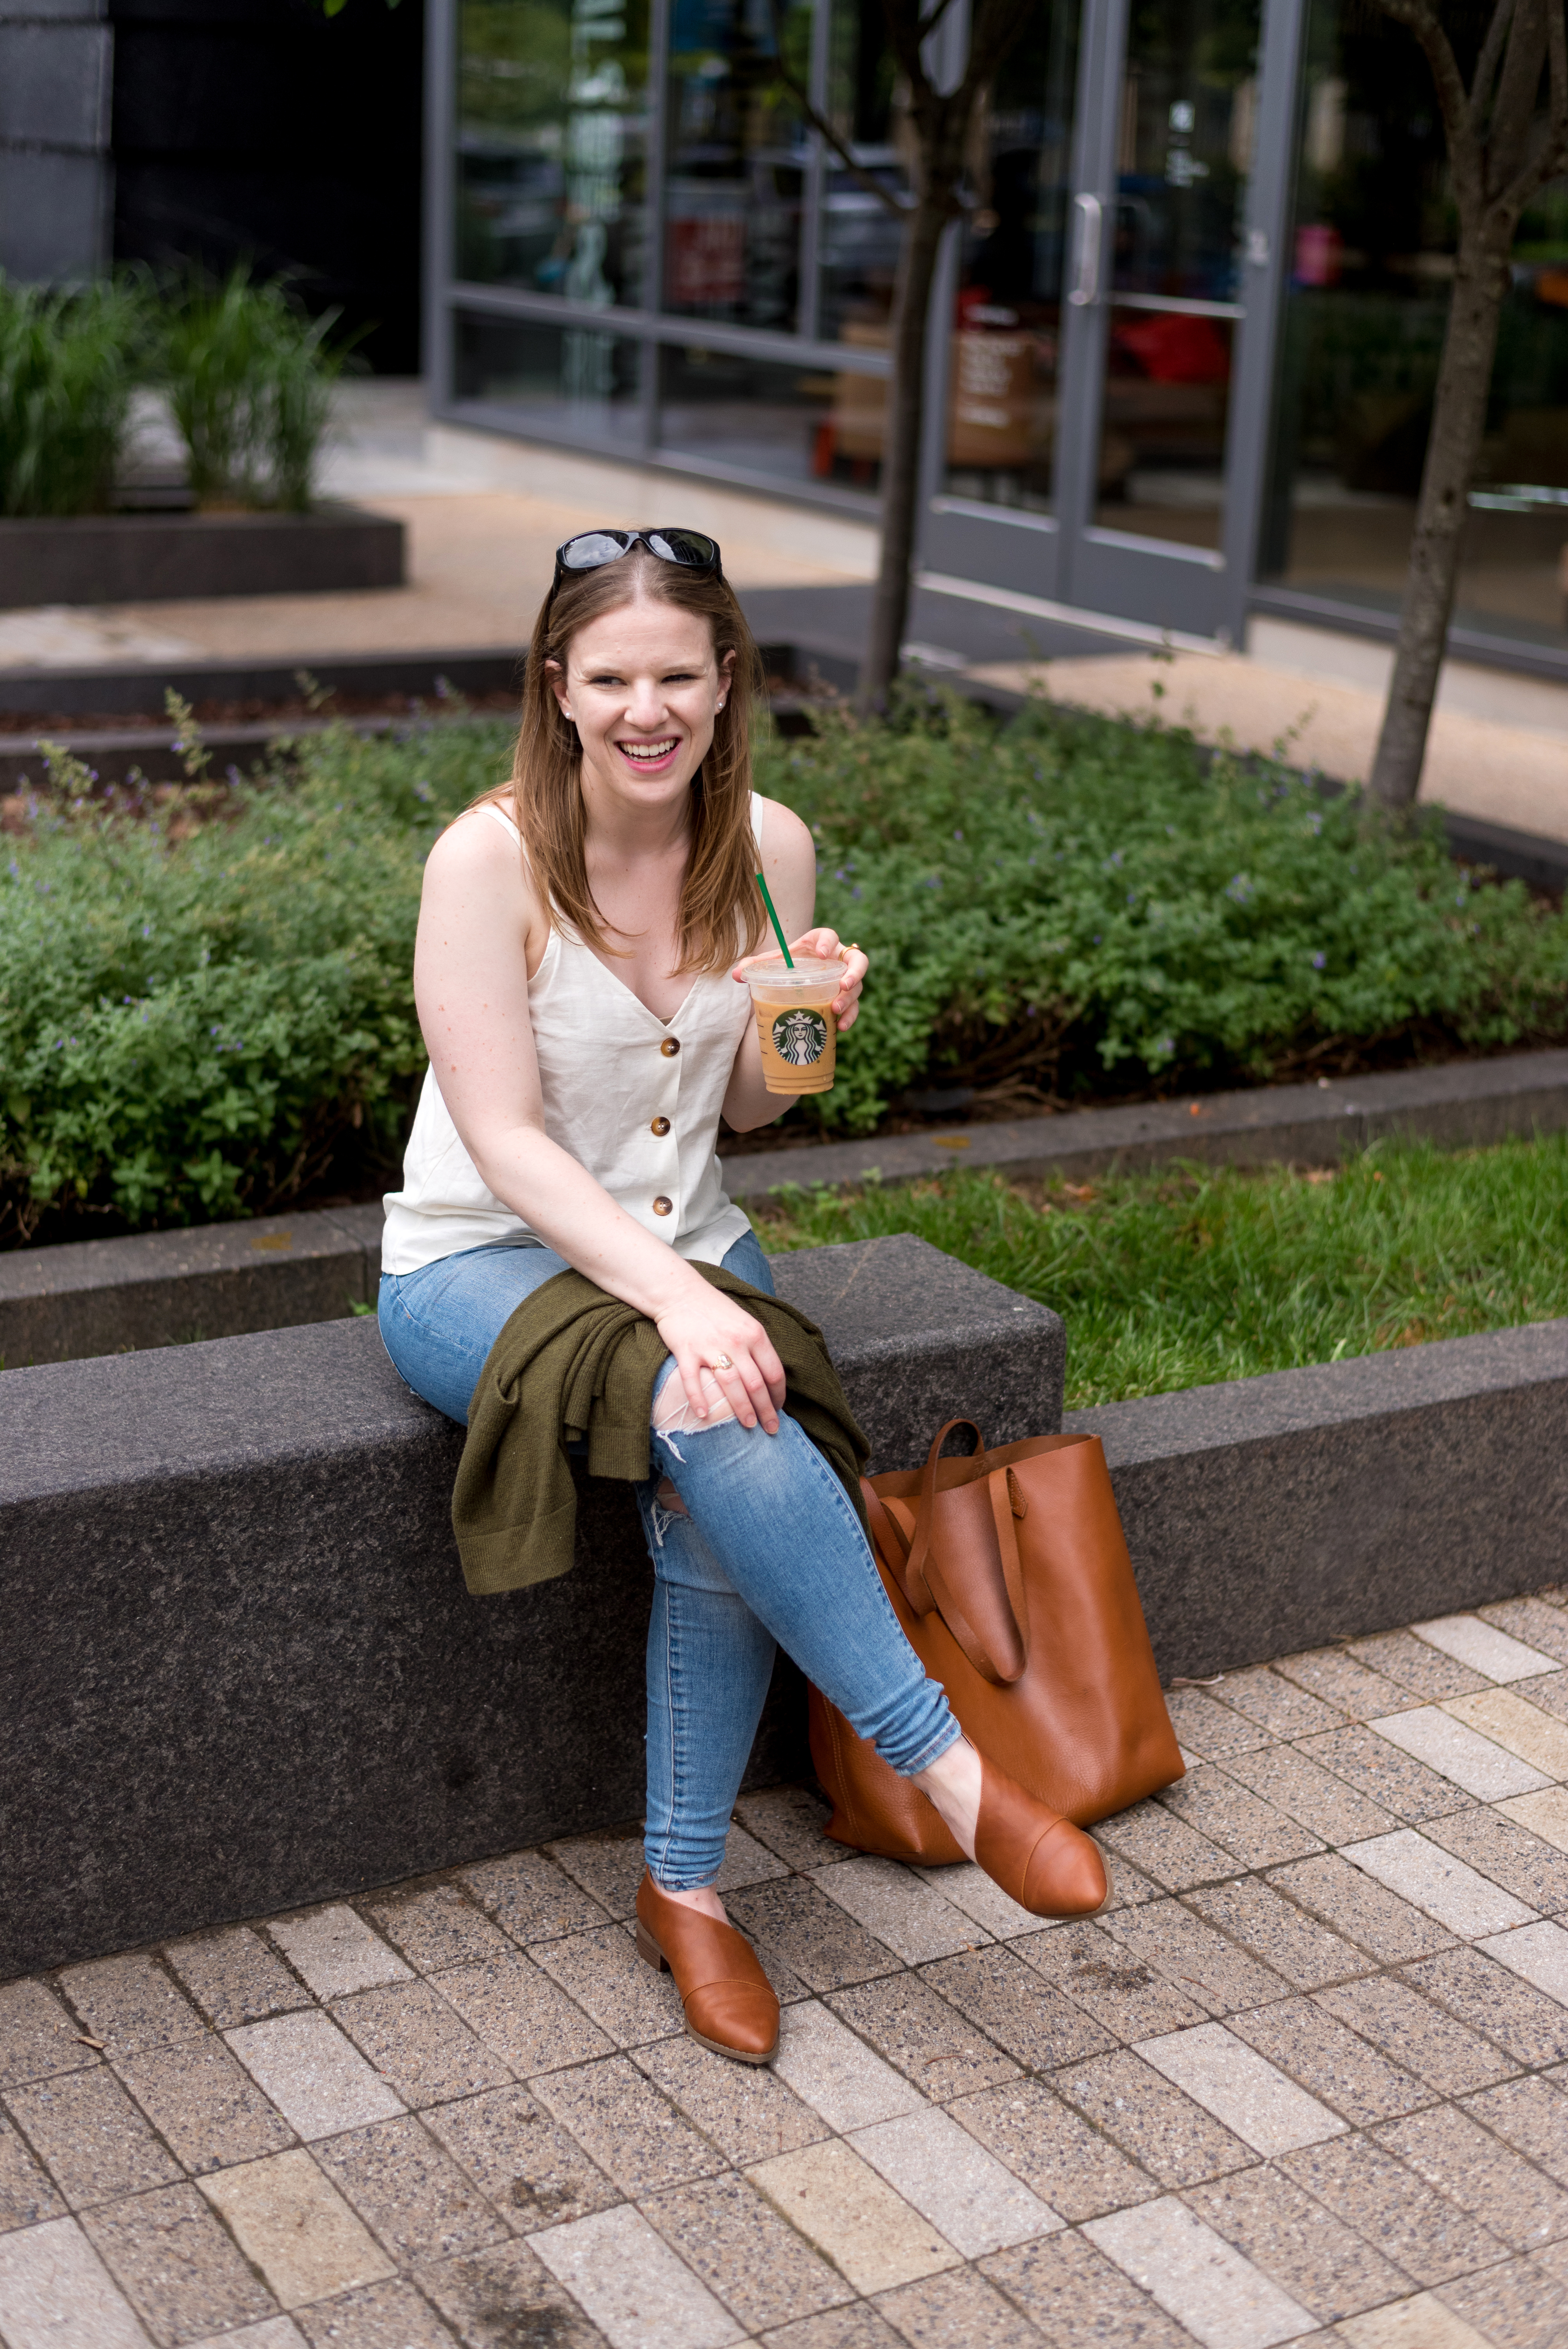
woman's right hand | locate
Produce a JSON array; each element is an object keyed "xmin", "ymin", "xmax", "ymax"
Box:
[{"xmin": 654, "ymin": 1283, "xmax": 787, "ymax": 1434}]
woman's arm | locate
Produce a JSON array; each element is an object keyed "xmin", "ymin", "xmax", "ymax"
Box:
[
  {"xmin": 721, "ymin": 797, "xmax": 869, "ymax": 1134},
  {"xmin": 414, "ymin": 811, "xmax": 787, "ymax": 1429}
]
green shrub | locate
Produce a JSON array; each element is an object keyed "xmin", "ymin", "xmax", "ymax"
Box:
[
  {"xmin": 159, "ymin": 266, "xmax": 354, "ymax": 511},
  {"xmin": 760, "ymin": 690, "xmax": 1568, "ymax": 1131},
  {"xmin": 4, "ymin": 692, "xmax": 1568, "ymax": 1241},
  {"xmin": 0, "ymin": 274, "xmax": 148, "ymax": 517},
  {"xmin": 0, "ymin": 717, "xmax": 508, "ymax": 1242}
]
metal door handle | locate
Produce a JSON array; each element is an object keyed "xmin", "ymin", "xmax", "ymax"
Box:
[{"xmin": 1068, "ymin": 193, "xmax": 1102, "ymax": 307}]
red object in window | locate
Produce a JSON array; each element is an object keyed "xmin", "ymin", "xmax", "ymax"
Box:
[
  {"xmin": 1294, "ymin": 224, "xmax": 1343, "ymax": 286},
  {"xmin": 666, "ymin": 216, "xmax": 745, "ymax": 307},
  {"xmin": 1114, "ymin": 310, "xmax": 1230, "ymax": 384}
]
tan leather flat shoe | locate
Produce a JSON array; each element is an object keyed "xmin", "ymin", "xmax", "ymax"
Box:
[
  {"xmin": 634, "ymin": 1872, "xmax": 780, "ymax": 2064},
  {"xmin": 973, "ymin": 1756, "xmax": 1109, "ymax": 1918}
]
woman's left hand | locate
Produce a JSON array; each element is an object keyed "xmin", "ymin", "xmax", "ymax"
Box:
[{"xmin": 733, "ymin": 930, "xmax": 869, "ymax": 1032}]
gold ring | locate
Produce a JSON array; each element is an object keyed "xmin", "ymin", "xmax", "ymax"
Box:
[{"xmin": 712, "ymin": 1354, "xmax": 733, "ymax": 1371}]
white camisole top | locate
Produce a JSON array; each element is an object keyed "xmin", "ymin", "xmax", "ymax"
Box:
[{"xmin": 380, "ymin": 795, "xmax": 759, "ymax": 1277}]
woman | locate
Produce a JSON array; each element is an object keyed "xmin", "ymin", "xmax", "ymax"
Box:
[{"xmin": 379, "ymin": 527, "xmax": 1106, "ymax": 2064}]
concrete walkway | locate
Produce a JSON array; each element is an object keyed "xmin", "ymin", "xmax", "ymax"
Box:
[
  {"xmin": 972, "ymin": 617, "xmax": 1568, "ymax": 852},
  {"xmin": 0, "ymin": 390, "xmax": 882, "ymax": 677},
  {"xmin": 3, "ymin": 380, "xmax": 1564, "ymax": 855},
  {"xmin": 4, "ymin": 1598, "xmax": 1568, "ymax": 2348}
]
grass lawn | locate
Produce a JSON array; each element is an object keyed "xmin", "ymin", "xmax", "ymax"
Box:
[{"xmin": 755, "ymin": 1134, "xmax": 1568, "ymax": 1408}]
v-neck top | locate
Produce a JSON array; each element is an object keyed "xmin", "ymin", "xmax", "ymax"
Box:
[{"xmin": 380, "ymin": 795, "xmax": 758, "ymax": 1276}]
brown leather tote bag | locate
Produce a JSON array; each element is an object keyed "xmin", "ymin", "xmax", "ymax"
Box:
[{"xmin": 809, "ymin": 1419, "xmax": 1183, "ymax": 1863}]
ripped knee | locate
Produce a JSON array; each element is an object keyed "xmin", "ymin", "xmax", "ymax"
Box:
[
  {"xmin": 651, "ymin": 1365, "xmax": 737, "ymax": 1442},
  {"xmin": 654, "ymin": 1476, "xmax": 688, "ymax": 1518}
]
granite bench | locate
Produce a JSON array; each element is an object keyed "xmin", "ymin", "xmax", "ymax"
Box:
[
  {"xmin": 5, "ymin": 1232, "xmax": 1564, "ymax": 1978},
  {"xmin": 1, "ymin": 1236, "xmax": 1061, "ymax": 1977}
]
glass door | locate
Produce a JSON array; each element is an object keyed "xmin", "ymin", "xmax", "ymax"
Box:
[
  {"xmin": 1061, "ymin": 0, "xmax": 1260, "ymax": 632},
  {"xmin": 927, "ymin": 0, "xmax": 1300, "ymax": 642},
  {"xmin": 919, "ymin": 0, "xmax": 1082, "ymax": 599}
]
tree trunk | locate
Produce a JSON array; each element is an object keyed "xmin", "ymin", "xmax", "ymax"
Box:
[
  {"xmin": 1367, "ymin": 230, "xmax": 1512, "ymax": 809},
  {"xmin": 857, "ymin": 193, "xmax": 950, "ymax": 713}
]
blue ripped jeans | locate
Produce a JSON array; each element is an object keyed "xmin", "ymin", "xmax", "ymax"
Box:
[{"xmin": 379, "ymin": 1231, "xmax": 958, "ymax": 1888}]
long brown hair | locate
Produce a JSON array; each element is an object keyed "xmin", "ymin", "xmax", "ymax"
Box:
[{"xmin": 486, "ymin": 545, "xmax": 767, "ymax": 975}]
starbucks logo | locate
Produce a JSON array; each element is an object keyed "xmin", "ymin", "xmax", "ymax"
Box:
[{"xmin": 772, "ymin": 1007, "xmax": 828, "ymax": 1066}]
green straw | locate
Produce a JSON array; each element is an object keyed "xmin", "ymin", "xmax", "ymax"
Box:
[{"xmin": 755, "ymin": 870, "xmax": 794, "ymax": 968}]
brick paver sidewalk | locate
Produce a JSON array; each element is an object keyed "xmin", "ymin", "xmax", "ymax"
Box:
[{"xmin": 4, "ymin": 1600, "xmax": 1568, "ymax": 2349}]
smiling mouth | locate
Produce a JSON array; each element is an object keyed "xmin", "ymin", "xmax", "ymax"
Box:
[{"xmin": 618, "ymin": 738, "xmax": 679, "ymax": 762}]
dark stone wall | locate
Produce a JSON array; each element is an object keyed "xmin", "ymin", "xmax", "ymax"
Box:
[
  {"xmin": 2, "ymin": 1236, "xmax": 1065, "ymax": 1977},
  {"xmin": 108, "ymin": 0, "xmax": 425, "ymax": 373},
  {"xmin": 1069, "ymin": 1317, "xmax": 1568, "ymax": 1681},
  {"xmin": 0, "ymin": 1, "xmax": 114, "ymax": 282}
]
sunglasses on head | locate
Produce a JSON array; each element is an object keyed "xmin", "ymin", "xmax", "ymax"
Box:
[{"xmin": 549, "ymin": 528, "xmax": 723, "ymax": 607}]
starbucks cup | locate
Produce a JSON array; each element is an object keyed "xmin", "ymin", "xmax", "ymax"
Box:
[{"xmin": 746, "ymin": 952, "xmax": 846, "ymax": 1095}]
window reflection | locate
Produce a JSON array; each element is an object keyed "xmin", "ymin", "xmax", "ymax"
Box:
[
  {"xmin": 1110, "ymin": 4, "xmax": 1256, "ymax": 305},
  {"xmin": 657, "ymin": 342, "xmax": 861, "ymax": 483},
  {"xmin": 663, "ymin": 0, "xmax": 810, "ymax": 331},
  {"xmin": 817, "ymin": 0, "xmax": 909, "ymax": 349},
  {"xmin": 944, "ymin": 6, "xmax": 1078, "ymax": 514},
  {"xmin": 1091, "ymin": 0, "xmax": 1258, "ymax": 547},
  {"xmin": 1260, "ymin": 0, "xmax": 1568, "ymax": 650},
  {"xmin": 457, "ymin": 0, "xmax": 650, "ymax": 307},
  {"xmin": 456, "ymin": 315, "xmax": 644, "ymax": 446}
]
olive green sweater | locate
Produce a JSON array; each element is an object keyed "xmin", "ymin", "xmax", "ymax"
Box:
[{"xmin": 451, "ymin": 1262, "xmax": 870, "ymax": 1596}]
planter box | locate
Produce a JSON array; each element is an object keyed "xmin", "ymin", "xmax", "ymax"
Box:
[
  {"xmin": 5, "ymin": 1048, "xmax": 1568, "ymax": 1371},
  {"xmin": 0, "ymin": 503, "xmax": 405, "ymax": 606}
]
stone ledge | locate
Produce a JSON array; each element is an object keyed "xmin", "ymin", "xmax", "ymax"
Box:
[
  {"xmin": 1068, "ymin": 1315, "xmax": 1568, "ymax": 1682},
  {"xmin": 0, "ymin": 506, "xmax": 405, "ymax": 608},
  {"xmin": 9, "ymin": 1047, "xmax": 1566, "ymax": 1371},
  {"xmin": 0, "ymin": 1201, "xmax": 385, "ymax": 1367},
  {"xmin": 723, "ymin": 1045, "xmax": 1568, "ymax": 1201},
  {"xmin": 0, "ymin": 1235, "xmax": 1064, "ymax": 1976}
]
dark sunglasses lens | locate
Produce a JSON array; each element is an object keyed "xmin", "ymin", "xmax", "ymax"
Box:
[
  {"xmin": 647, "ymin": 529, "xmax": 718, "ymax": 569},
  {"xmin": 560, "ymin": 531, "xmax": 631, "ymax": 570}
]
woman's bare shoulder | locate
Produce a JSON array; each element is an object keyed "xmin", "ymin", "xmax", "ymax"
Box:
[
  {"xmin": 755, "ymin": 793, "xmax": 813, "ymax": 870},
  {"xmin": 424, "ymin": 799, "xmax": 530, "ymax": 890}
]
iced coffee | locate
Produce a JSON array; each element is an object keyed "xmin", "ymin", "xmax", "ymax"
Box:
[{"xmin": 745, "ymin": 952, "xmax": 846, "ymax": 1095}]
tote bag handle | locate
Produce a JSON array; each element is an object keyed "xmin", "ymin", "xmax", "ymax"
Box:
[{"xmin": 863, "ymin": 1420, "xmax": 1029, "ymax": 1687}]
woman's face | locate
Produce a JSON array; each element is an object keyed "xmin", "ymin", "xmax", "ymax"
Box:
[{"xmin": 551, "ymin": 592, "xmax": 735, "ymax": 813}]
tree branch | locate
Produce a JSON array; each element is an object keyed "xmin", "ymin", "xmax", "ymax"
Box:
[
  {"xmin": 949, "ymin": 0, "xmax": 1035, "ymax": 133},
  {"xmin": 1468, "ymin": 0, "xmax": 1516, "ymax": 137},
  {"xmin": 1486, "ymin": 0, "xmax": 1548, "ymax": 197},
  {"xmin": 1376, "ymin": 0, "xmax": 1483, "ymax": 205},
  {"xmin": 765, "ymin": 0, "xmax": 912, "ymax": 216},
  {"xmin": 914, "ymin": 0, "xmax": 962, "ymax": 48},
  {"xmin": 1497, "ymin": 0, "xmax": 1568, "ymax": 214},
  {"xmin": 879, "ymin": 0, "xmax": 935, "ymax": 102}
]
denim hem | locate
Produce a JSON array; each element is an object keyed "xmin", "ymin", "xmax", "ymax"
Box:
[
  {"xmin": 643, "ymin": 1863, "xmax": 721, "ymax": 1892},
  {"xmin": 894, "ymin": 1715, "xmax": 965, "ymax": 1778}
]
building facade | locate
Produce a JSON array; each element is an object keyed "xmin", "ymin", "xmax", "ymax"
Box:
[{"xmin": 424, "ymin": 0, "xmax": 1568, "ymax": 676}]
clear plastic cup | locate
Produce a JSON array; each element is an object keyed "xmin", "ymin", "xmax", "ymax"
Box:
[{"xmin": 744, "ymin": 952, "xmax": 846, "ymax": 1094}]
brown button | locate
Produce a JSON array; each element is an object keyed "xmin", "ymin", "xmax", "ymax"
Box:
[
  {"xmin": 650, "ymin": 1116, "xmax": 671, "ymax": 1137},
  {"xmin": 652, "ymin": 1196, "xmax": 673, "ymax": 1217},
  {"xmin": 660, "ymin": 1037, "xmax": 680, "ymax": 1057}
]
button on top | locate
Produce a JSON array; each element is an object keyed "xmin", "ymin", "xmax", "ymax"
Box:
[
  {"xmin": 650, "ymin": 1116, "xmax": 671, "ymax": 1137},
  {"xmin": 652, "ymin": 1196, "xmax": 673, "ymax": 1217},
  {"xmin": 660, "ymin": 1037, "xmax": 681, "ymax": 1057}
]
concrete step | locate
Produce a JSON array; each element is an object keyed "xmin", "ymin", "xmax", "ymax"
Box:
[{"xmin": 6, "ymin": 1049, "xmax": 1566, "ymax": 1372}]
